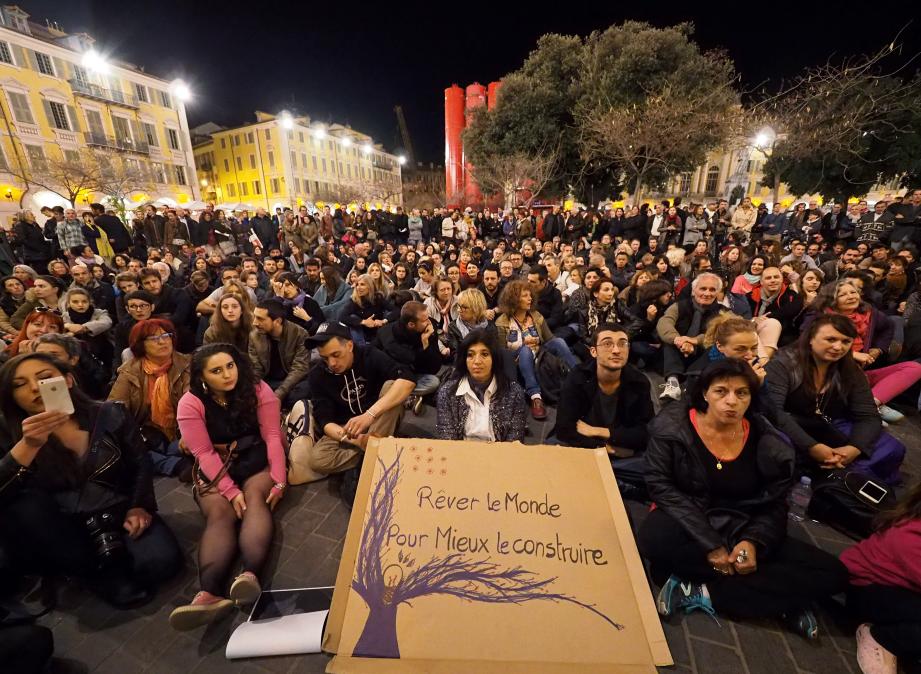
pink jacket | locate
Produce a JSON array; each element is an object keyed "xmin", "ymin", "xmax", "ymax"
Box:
[
  {"xmin": 840, "ymin": 519, "xmax": 921, "ymax": 592},
  {"xmin": 177, "ymin": 381, "xmax": 286, "ymax": 501}
]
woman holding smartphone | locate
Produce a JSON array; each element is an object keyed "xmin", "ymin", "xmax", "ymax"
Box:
[
  {"xmin": 0, "ymin": 353, "xmax": 182, "ymax": 608},
  {"xmin": 170, "ymin": 343, "xmax": 287, "ymax": 630}
]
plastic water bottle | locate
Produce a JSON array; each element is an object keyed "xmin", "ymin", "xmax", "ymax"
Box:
[{"xmin": 788, "ymin": 476, "xmax": 813, "ymax": 522}]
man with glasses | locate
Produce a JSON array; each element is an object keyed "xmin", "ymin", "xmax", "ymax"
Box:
[
  {"xmin": 195, "ymin": 266, "xmax": 257, "ymax": 315},
  {"xmin": 552, "ymin": 322, "xmax": 653, "ymax": 458}
]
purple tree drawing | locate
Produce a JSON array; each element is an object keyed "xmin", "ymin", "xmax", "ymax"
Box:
[{"xmin": 350, "ymin": 450, "xmax": 623, "ymax": 659}]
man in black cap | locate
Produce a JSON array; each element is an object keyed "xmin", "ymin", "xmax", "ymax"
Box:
[{"xmin": 300, "ymin": 321, "xmax": 416, "ymax": 476}]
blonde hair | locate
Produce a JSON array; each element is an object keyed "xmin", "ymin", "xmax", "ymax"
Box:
[
  {"xmin": 665, "ymin": 248, "xmax": 686, "ymax": 267},
  {"xmin": 456, "ymin": 288, "xmax": 487, "ymax": 323},
  {"xmin": 351, "ymin": 273, "xmax": 380, "ymax": 307},
  {"xmin": 702, "ymin": 313, "xmax": 756, "ymax": 348}
]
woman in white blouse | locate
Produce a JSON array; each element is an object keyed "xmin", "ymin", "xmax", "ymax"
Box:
[{"xmin": 435, "ymin": 330, "xmax": 527, "ymax": 442}]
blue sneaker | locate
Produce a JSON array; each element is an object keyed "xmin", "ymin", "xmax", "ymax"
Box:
[
  {"xmin": 676, "ymin": 582, "xmax": 719, "ymax": 623},
  {"xmin": 878, "ymin": 405, "xmax": 904, "ymax": 424},
  {"xmin": 784, "ymin": 608, "xmax": 819, "ymax": 640},
  {"xmin": 656, "ymin": 575, "xmax": 682, "ymax": 617}
]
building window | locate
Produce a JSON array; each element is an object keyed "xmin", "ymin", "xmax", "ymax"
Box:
[
  {"xmin": 301, "ymin": 153, "xmax": 307, "ymax": 168},
  {"xmin": 63, "ymin": 149, "xmax": 80, "ymax": 163},
  {"xmin": 24, "ymin": 144, "xmax": 45, "ymax": 169},
  {"xmin": 249, "ymin": 154, "xmax": 256, "ymax": 169},
  {"xmin": 143, "ymin": 122, "xmax": 158, "ymax": 147},
  {"xmin": 7, "ymin": 91, "xmax": 34, "ymax": 124},
  {"xmin": 294, "ymin": 177, "xmax": 301, "ymax": 193},
  {"xmin": 236, "ymin": 157, "xmax": 242, "ymax": 171},
  {"xmin": 267, "ymin": 151, "xmax": 274, "ymax": 167},
  {"xmin": 253, "ymin": 180, "xmax": 261, "ymax": 195},
  {"xmin": 679, "ymin": 173, "xmax": 691, "ymax": 195},
  {"xmin": 47, "ymin": 100, "xmax": 69, "ymax": 130},
  {"xmin": 314, "ymin": 181, "xmax": 320, "ymax": 194},
  {"xmin": 327, "ymin": 140, "xmax": 333, "ymax": 151},
  {"xmin": 226, "ymin": 183, "xmax": 236, "ymax": 197},
  {"xmin": 0, "ymin": 41, "xmax": 12, "ymax": 65},
  {"xmin": 270, "ymin": 178, "xmax": 279, "ymax": 193},
  {"xmin": 134, "ymin": 83, "xmax": 149, "ymax": 103},
  {"xmin": 264, "ymin": 128, "xmax": 271, "ymax": 141},
  {"xmin": 312, "ymin": 156, "xmax": 318, "ymax": 170},
  {"xmin": 289, "ymin": 151, "xmax": 296, "ymax": 167},
  {"xmin": 298, "ymin": 132, "xmax": 304, "ymax": 143},
  {"xmin": 705, "ymin": 166, "xmax": 720, "ymax": 195},
  {"xmin": 220, "ymin": 138, "xmax": 226, "ymax": 149},
  {"xmin": 165, "ymin": 128, "xmax": 180, "ymax": 150},
  {"xmin": 158, "ymin": 90, "xmax": 172, "ymax": 108},
  {"xmin": 175, "ymin": 165, "xmax": 186, "ymax": 185},
  {"xmin": 246, "ymin": 131, "xmax": 254, "ymax": 143},
  {"xmin": 240, "ymin": 182, "xmax": 248, "ymax": 196},
  {"xmin": 223, "ymin": 158, "xmax": 230, "ymax": 172},
  {"xmin": 321, "ymin": 158, "xmax": 327, "ymax": 174},
  {"xmin": 233, "ymin": 134, "xmax": 240, "ymax": 147},
  {"xmin": 151, "ymin": 162, "xmax": 165, "ymax": 183},
  {"xmin": 34, "ymin": 51, "xmax": 54, "ymax": 76}
]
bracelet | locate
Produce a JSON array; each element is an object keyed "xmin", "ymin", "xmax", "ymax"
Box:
[
  {"xmin": 367, "ymin": 409, "xmax": 378, "ymax": 419},
  {"xmin": 273, "ymin": 482, "xmax": 286, "ymax": 491}
]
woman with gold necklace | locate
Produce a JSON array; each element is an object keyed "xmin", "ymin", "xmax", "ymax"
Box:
[{"xmin": 640, "ymin": 359, "xmax": 848, "ymax": 640}]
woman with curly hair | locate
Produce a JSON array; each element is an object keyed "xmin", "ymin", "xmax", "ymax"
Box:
[{"xmin": 170, "ymin": 343, "xmax": 287, "ymax": 630}]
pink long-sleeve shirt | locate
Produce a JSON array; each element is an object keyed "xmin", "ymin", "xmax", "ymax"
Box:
[
  {"xmin": 177, "ymin": 381, "xmax": 286, "ymax": 501},
  {"xmin": 840, "ymin": 519, "xmax": 921, "ymax": 592}
]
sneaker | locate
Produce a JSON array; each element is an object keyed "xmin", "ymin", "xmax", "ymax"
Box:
[
  {"xmin": 169, "ymin": 591, "xmax": 235, "ymax": 631},
  {"xmin": 659, "ymin": 379, "xmax": 682, "ymax": 401},
  {"xmin": 675, "ymin": 582, "xmax": 718, "ymax": 622},
  {"xmin": 856, "ymin": 623, "xmax": 897, "ymax": 674},
  {"xmin": 783, "ymin": 608, "xmax": 819, "ymax": 640},
  {"xmin": 878, "ymin": 405, "xmax": 904, "ymax": 424},
  {"xmin": 530, "ymin": 398, "xmax": 547, "ymax": 421},
  {"xmin": 656, "ymin": 575, "xmax": 682, "ymax": 617},
  {"xmin": 229, "ymin": 571, "xmax": 261, "ymax": 605}
]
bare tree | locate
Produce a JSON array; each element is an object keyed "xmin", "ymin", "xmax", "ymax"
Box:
[
  {"xmin": 350, "ymin": 450, "xmax": 622, "ymax": 659},
  {"xmin": 97, "ymin": 155, "xmax": 155, "ymax": 217},
  {"xmin": 578, "ymin": 79, "xmax": 740, "ymax": 204},
  {"xmin": 402, "ymin": 169, "xmax": 447, "ymax": 211},
  {"xmin": 7, "ymin": 147, "xmax": 107, "ymax": 208},
  {"xmin": 468, "ymin": 142, "xmax": 561, "ymax": 211}
]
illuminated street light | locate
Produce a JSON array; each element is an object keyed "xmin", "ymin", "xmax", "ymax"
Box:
[
  {"xmin": 81, "ymin": 49, "xmax": 110, "ymax": 74},
  {"xmin": 397, "ymin": 155, "xmax": 407, "ymax": 165},
  {"xmin": 172, "ymin": 80, "xmax": 192, "ymax": 102},
  {"xmin": 200, "ymin": 178, "xmax": 208, "ymax": 187},
  {"xmin": 755, "ymin": 133, "xmax": 769, "ymax": 147},
  {"xmin": 279, "ymin": 111, "xmax": 294, "ymax": 130},
  {"xmin": 754, "ymin": 126, "xmax": 775, "ymax": 150},
  {"xmin": 340, "ymin": 136, "xmax": 353, "ymax": 147},
  {"xmin": 313, "ymin": 126, "xmax": 327, "ymax": 140},
  {"xmin": 361, "ymin": 143, "xmax": 372, "ymax": 155}
]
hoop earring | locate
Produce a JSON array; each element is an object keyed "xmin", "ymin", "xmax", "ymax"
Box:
[{"xmin": 201, "ymin": 382, "xmax": 208, "ymax": 393}]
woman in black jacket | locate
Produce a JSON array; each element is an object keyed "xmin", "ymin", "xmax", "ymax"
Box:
[
  {"xmin": 625, "ymin": 279, "xmax": 672, "ymax": 366},
  {"xmin": 0, "ymin": 353, "xmax": 182, "ymax": 608},
  {"xmin": 764, "ymin": 314, "xmax": 905, "ymax": 485},
  {"xmin": 639, "ymin": 359, "xmax": 847, "ymax": 639},
  {"xmin": 12, "ymin": 210, "xmax": 52, "ymax": 275},
  {"xmin": 340, "ymin": 273, "xmax": 391, "ymax": 344}
]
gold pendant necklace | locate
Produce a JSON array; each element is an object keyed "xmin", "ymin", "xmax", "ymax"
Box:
[{"xmin": 703, "ymin": 424, "xmax": 741, "ymax": 470}]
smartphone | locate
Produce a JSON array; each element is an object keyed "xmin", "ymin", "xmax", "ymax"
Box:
[
  {"xmin": 858, "ymin": 480, "xmax": 888, "ymax": 505},
  {"xmin": 38, "ymin": 376, "xmax": 74, "ymax": 415}
]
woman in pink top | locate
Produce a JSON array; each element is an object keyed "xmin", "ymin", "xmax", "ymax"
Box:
[
  {"xmin": 169, "ymin": 343, "xmax": 287, "ymax": 630},
  {"xmin": 841, "ymin": 481, "xmax": 921, "ymax": 674}
]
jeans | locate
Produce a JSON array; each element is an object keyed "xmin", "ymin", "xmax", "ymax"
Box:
[
  {"xmin": 350, "ymin": 327, "xmax": 367, "ymax": 346},
  {"xmin": 515, "ymin": 338, "xmax": 578, "ymax": 397},
  {"xmin": 150, "ymin": 438, "xmax": 184, "ymax": 477},
  {"xmin": 413, "ymin": 373, "xmax": 441, "ymax": 396},
  {"xmin": 267, "ymin": 377, "xmax": 312, "ymax": 411}
]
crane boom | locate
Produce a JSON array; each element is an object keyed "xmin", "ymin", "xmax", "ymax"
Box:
[{"xmin": 394, "ymin": 105, "xmax": 415, "ymax": 168}]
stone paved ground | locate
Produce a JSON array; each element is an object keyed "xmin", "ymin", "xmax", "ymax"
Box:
[{"xmin": 34, "ymin": 379, "xmax": 921, "ymax": 674}]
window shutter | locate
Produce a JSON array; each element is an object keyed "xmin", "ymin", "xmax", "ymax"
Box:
[
  {"xmin": 52, "ymin": 57, "xmax": 67, "ymax": 79},
  {"xmin": 11, "ymin": 44, "xmax": 26, "ymax": 68},
  {"xmin": 67, "ymin": 105, "xmax": 81, "ymax": 133},
  {"xmin": 41, "ymin": 99, "xmax": 55, "ymax": 128},
  {"xmin": 130, "ymin": 119, "xmax": 143, "ymax": 145},
  {"xmin": 26, "ymin": 49, "xmax": 38, "ymax": 71}
]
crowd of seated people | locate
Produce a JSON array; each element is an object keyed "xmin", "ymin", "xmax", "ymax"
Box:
[{"xmin": 1, "ymin": 194, "xmax": 921, "ymax": 671}]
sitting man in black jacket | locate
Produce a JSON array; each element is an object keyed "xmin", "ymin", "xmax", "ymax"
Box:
[
  {"xmin": 374, "ymin": 301, "xmax": 442, "ymax": 414},
  {"xmin": 553, "ymin": 323, "xmax": 654, "ymax": 456},
  {"xmin": 527, "ymin": 265, "xmax": 564, "ymax": 331}
]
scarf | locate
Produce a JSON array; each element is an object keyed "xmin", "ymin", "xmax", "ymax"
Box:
[
  {"xmin": 832, "ymin": 308, "xmax": 872, "ymax": 353},
  {"xmin": 282, "ymin": 291, "xmax": 305, "ymax": 309},
  {"xmin": 587, "ymin": 299, "xmax": 617, "ymax": 339},
  {"xmin": 687, "ymin": 301, "xmax": 708, "ymax": 337},
  {"xmin": 454, "ymin": 316, "xmax": 487, "ymax": 340},
  {"xmin": 67, "ymin": 306, "xmax": 94, "ymax": 325},
  {"xmin": 743, "ymin": 272, "xmax": 761, "ymax": 285},
  {"xmin": 143, "ymin": 358, "xmax": 176, "ymax": 440}
]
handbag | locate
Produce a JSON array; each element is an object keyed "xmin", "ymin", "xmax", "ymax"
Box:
[
  {"xmin": 806, "ymin": 469, "xmax": 896, "ymax": 540},
  {"xmin": 193, "ymin": 435, "xmax": 267, "ymax": 496}
]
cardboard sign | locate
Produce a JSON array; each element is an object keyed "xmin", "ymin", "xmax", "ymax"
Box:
[{"xmin": 323, "ymin": 438, "xmax": 671, "ymax": 673}]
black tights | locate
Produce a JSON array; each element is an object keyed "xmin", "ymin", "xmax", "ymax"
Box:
[{"xmin": 196, "ymin": 471, "xmax": 275, "ymax": 596}]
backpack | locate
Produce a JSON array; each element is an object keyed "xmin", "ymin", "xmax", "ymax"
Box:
[{"xmin": 535, "ymin": 349, "xmax": 569, "ymax": 406}]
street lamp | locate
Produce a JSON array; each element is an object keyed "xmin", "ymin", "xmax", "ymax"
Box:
[
  {"xmin": 81, "ymin": 49, "xmax": 110, "ymax": 74},
  {"xmin": 279, "ymin": 111, "xmax": 294, "ymax": 130},
  {"xmin": 361, "ymin": 143, "xmax": 372, "ymax": 155},
  {"xmin": 340, "ymin": 136, "xmax": 352, "ymax": 147},
  {"xmin": 171, "ymin": 79, "xmax": 191, "ymax": 103},
  {"xmin": 397, "ymin": 155, "xmax": 407, "ymax": 166},
  {"xmin": 313, "ymin": 126, "xmax": 327, "ymax": 140}
]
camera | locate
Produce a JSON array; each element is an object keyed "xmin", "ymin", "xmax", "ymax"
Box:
[{"xmin": 84, "ymin": 511, "xmax": 126, "ymax": 570}]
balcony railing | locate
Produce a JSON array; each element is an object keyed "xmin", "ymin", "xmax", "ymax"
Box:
[
  {"xmin": 69, "ymin": 79, "xmax": 139, "ymax": 108},
  {"xmin": 85, "ymin": 131, "xmax": 149, "ymax": 155}
]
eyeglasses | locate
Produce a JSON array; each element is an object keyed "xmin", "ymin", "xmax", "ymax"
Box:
[
  {"xmin": 595, "ymin": 338, "xmax": 629, "ymax": 350},
  {"xmin": 127, "ymin": 303, "xmax": 151, "ymax": 310},
  {"xmin": 144, "ymin": 332, "xmax": 174, "ymax": 343},
  {"xmin": 33, "ymin": 306, "xmax": 62, "ymax": 316}
]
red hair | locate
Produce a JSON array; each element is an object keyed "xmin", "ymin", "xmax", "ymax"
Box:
[
  {"xmin": 128, "ymin": 318, "xmax": 177, "ymax": 359},
  {"xmin": 5, "ymin": 310, "xmax": 64, "ymax": 357}
]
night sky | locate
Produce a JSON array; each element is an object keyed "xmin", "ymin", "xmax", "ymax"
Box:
[{"xmin": 24, "ymin": 0, "xmax": 921, "ymax": 164}]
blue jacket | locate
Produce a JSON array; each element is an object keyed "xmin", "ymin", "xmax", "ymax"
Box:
[{"xmin": 759, "ymin": 213, "xmax": 788, "ymax": 236}]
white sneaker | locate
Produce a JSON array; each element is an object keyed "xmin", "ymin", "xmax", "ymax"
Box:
[
  {"xmin": 856, "ymin": 623, "xmax": 896, "ymax": 674},
  {"xmin": 659, "ymin": 380, "xmax": 682, "ymax": 401}
]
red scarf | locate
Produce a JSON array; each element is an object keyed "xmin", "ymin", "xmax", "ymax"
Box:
[{"xmin": 828, "ymin": 308, "xmax": 871, "ymax": 352}]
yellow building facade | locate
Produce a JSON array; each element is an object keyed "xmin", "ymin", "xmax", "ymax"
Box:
[
  {"xmin": 0, "ymin": 5, "xmax": 198, "ymax": 223},
  {"xmin": 193, "ymin": 111, "xmax": 402, "ymax": 212}
]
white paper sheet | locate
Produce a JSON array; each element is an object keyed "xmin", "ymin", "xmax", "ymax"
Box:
[{"xmin": 225, "ymin": 610, "xmax": 328, "ymax": 659}]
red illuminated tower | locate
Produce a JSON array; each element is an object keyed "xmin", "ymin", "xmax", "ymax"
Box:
[
  {"xmin": 444, "ymin": 85, "xmax": 465, "ymax": 207},
  {"xmin": 463, "ymin": 83, "xmax": 487, "ymax": 206}
]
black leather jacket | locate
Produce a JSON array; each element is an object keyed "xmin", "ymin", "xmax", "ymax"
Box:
[
  {"xmin": 0, "ymin": 401, "xmax": 156, "ymax": 514},
  {"xmin": 645, "ymin": 400, "xmax": 795, "ymax": 556}
]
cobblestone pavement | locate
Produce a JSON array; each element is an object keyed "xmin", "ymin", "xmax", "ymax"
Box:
[{"xmin": 36, "ymin": 381, "xmax": 921, "ymax": 674}]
